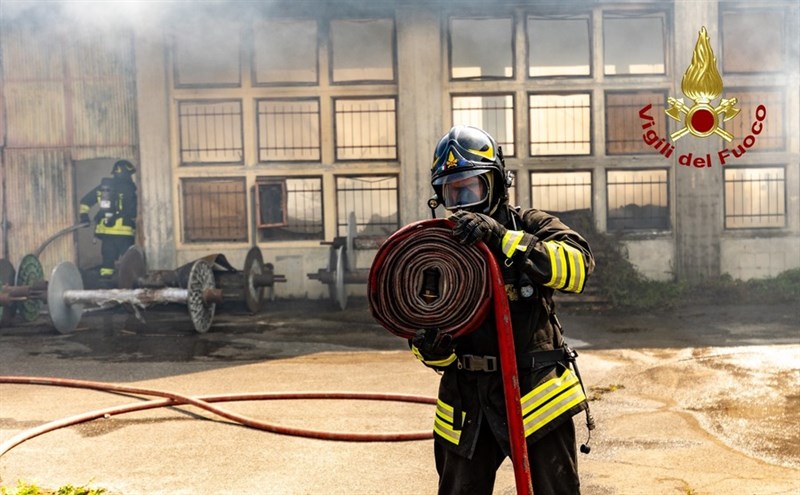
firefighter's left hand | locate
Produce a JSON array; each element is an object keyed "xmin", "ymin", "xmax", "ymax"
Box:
[{"xmin": 450, "ymin": 210, "xmax": 506, "ymax": 251}]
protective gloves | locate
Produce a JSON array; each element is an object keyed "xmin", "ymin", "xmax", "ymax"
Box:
[
  {"xmin": 79, "ymin": 213, "xmax": 90, "ymax": 224},
  {"xmin": 450, "ymin": 210, "xmax": 507, "ymax": 251},
  {"xmin": 103, "ymin": 214, "xmax": 119, "ymax": 227},
  {"xmin": 410, "ymin": 328, "xmax": 456, "ymax": 370},
  {"xmin": 450, "ymin": 210, "xmax": 535, "ymax": 261}
]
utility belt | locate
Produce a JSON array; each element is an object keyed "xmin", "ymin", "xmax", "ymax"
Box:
[{"xmin": 457, "ymin": 346, "xmax": 576, "ymax": 373}]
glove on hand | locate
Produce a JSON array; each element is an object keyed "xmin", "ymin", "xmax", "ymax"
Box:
[
  {"xmin": 79, "ymin": 213, "xmax": 90, "ymax": 224},
  {"xmin": 103, "ymin": 214, "xmax": 118, "ymax": 227},
  {"xmin": 450, "ymin": 210, "xmax": 507, "ymax": 252},
  {"xmin": 410, "ymin": 329, "xmax": 456, "ymax": 370}
]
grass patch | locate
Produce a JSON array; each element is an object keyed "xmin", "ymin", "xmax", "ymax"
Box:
[
  {"xmin": 562, "ymin": 213, "xmax": 800, "ymax": 312},
  {"xmin": 0, "ymin": 481, "xmax": 106, "ymax": 495}
]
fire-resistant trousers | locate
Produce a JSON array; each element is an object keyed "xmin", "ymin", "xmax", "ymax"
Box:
[{"xmin": 434, "ymin": 416, "xmax": 580, "ymax": 495}]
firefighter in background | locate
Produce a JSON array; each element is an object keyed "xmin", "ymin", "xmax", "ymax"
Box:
[
  {"xmin": 412, "ymin": 126, "xmax": 595, "ymax": 495},
  {"xmin": 79, "ymin": 159, "xmax": 138, "ymax": 279}
]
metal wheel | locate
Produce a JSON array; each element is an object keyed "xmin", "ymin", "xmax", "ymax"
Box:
[
  {"xmin": 16, "ymin": 254, "xmax": 44, "ymax": 322},
  {"xmin": 187, "ymin": 260, "xmax": 216, "ymax": 333},
  {"xmin": 242, "ymin": 246, "xmax": 264, "ymax": 314},
  {"xmin": 48, "ymin": 262, "xmax": 84, "ymax": 334}
]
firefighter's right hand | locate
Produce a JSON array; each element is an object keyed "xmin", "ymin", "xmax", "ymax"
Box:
[
  {"xmin": 410, "ymin": 329, "xmax": 456, "ymax": 370},
  {"xmin": 103, "ymin": 214, "xmax": 118, "ymax": 227},
  {"xmin": 79, "ymin": 213, "xmax": 90, "ymax": 224}
]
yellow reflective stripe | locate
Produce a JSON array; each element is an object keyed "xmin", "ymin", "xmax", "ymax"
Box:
[
  {"xmin": 520, "ymin": 369, "xmax": 586, "ymax": 437},
  {"xmin": 434, "ymin": 399, "xmax": 465, "ymax": 445},
  {"xmin": 543, "ymin": 241, "xmax": 586, "ymax": 292},
  {"xmin": 100, "ymin": 268, "xmax": 115, "ymax": 276},
  {"xmin": 520, "ymin": 369, "xmax": 580, "ymax": 415},
  {"xmin": 469, "ymin": 144, "xmax": 494, "ymax": 160},
  {"xmin": 544, "ymin": 241, "xmax": 567, "ymax": 289},
  {"xmin": 434, "ymin": 419, "xmax": 461, "ymax": 445},
  {"xmin": 523, "ymin": 384, "xmax": 586, "ymax": 437},
  {"xmin": 412, "ymin": 346, "xmax": 456, "ymax": 367},
  {"xmin": 79, "ymin": 204, "xmax": 90, "ymax": 214},
  {"xmin": 560, "ymin": 241, "xmax": 586, "ymax": 293},
  {"xmin": 501, "ymin": 230, "xmax": 525, "ymax": 258}
]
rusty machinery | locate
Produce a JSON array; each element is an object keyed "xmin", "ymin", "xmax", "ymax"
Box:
[
  {"xmin": 307, "ymin": 213, "xmax": 386, "ymax": 310},
  {"xmin": 117, "ymin": 245, "xmax": 285, "ymax": 314},
  {"xmin": 0, "ymin": 245, "xmax": 285, "ymax": 334}
]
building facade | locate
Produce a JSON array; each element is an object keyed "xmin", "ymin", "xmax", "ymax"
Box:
[{"xmin": 1, "ymin": 0, "xmax": 798, "ymax": 299}]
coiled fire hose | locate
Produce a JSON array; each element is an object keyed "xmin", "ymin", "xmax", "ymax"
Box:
[
  {"xmin": 0, "ymin": 375, "xmax": 437, "ymax": 460},
  {"xmin": 368, "ymin": 219, "xmax": 533, "ymax": 495}
]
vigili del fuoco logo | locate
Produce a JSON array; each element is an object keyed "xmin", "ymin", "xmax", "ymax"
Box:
[{"xmin": 639, "ymin": 27, "xmax": 767, "ymax": 168}]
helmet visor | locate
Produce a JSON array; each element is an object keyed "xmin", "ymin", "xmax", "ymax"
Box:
[{"xmin": 441, "ymin": 172, "xmax": 490, "ymax": 210}]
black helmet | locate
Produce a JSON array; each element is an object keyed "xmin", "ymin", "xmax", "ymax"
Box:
[
  {"xmin": 431, "ymin": 125, "xmax": 508, "ymax": 214},
  {"xmin": 112, "ymin": 160, "xmax": 136, "ymax": 176}
]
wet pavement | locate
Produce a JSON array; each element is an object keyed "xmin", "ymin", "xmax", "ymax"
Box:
[{"xmin": 0, "ymin": 298, "xmax": 798, "ymax": 494}]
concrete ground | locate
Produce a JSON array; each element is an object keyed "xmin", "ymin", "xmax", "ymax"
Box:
[{"xmin": 0, "ymin": 298, "xmax": 798, "ymax": 495}]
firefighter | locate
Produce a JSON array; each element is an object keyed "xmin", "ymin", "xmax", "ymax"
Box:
[
  {"xmin": 79, "ymin": 160, "xmax": 138, "ymax": 280},
  {"xmin": 412, "ymin": 125, "xmax": 595, "ymax": 495}
]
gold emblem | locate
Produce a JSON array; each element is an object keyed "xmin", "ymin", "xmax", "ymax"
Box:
[
  {"xmin": 665, "ymin": 27, "xmax": 740, "ymax": 142},
  {"xmin": 445, "ymin": 151, "xmax": 458, "ymax": 169}
]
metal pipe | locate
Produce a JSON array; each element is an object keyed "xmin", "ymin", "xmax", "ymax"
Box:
[{"xmin": 61, "ymin": 287, "xmax": 223, "ymax": 307}]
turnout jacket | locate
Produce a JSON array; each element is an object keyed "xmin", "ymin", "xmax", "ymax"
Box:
[
  {"xmin": 431, "ymin": 206, "xmax": 595, "ymax": 459},
  {"xmin": 79, "ymin": 177, "xmax": 137, "ymax": 237}
]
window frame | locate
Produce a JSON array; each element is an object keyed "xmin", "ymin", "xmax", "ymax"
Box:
[
  {"xmin": 526, "ymin": 13, "xmax": 593, "ymax": 80},
  {"xmin": 528, "ymin": 91, "xmax": 593, "ymax": 157},
  {"xmin": 328, "ymin": 17, "xmax": 398, "ymax": 85},
  {"xmin": 451, "ymin": 92, "xmax": 517, "ymax": 158},
  {"xmin": 448, "ymin": 15, "xmax": 516, "ymax": 81},
  {"xmin": 605, "ymin": 167, "xmax": 671, "ymax": 233},
  {"xmin": 723, "ymin": 165, "xmax": 787, "ymax": 230},
  {"xmin": 333, "ymin": 96, "xmax": 399, "ymax": 162},
  {"xmin": 601, "ymin": 9, "xmax": 669, "ymax": 78},
  {"xmin": 177, "ymin": 99, "xmax": 245, "ymax": 166},
  {"xmin": 251, "ymin": 17, "xmax": 320, "ymax": 87},
  {"xmin": 256, "ymin": 97, "xmax": 322, "ymax": 163}
]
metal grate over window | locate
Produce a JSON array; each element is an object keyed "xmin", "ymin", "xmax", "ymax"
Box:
[
  {"xmin": 178, "ymin": 100, "xmax": 243, "ymax": 164},
  {"xmin": 258, "ymin": 177, "xmax": 324, "ymax": 241},
  {"xmin": 724, "ymin": 167, "xmax": 785, "ymax": 229},
  {"xmin": 529, "ymin": 93, "xmax": 591, "ymax": 156},
  {"xmin": 531, "ymin": 171, "xmax": 592, "ymax": 216},
  {"xmin": 336, "ymin": 175, "xmax": 399, "ymax": 237},
  {"xmin": 723, "ymin": 89, "xmax": 783, "ymax": 151},
  {"xmin": 606, "ymin": 169, "xmax": 669, "ymax": 232},
  {"xmin": 334, "ymin": 98, "xmax": 397, "ymax": 160},
  {"xmin": 452, "ymin": 94, "xmax": 515, "ymax": 156},
  {"xmin": 182, "ymin": 177, "xmax": 247, "ymax": 242},
  {"xmin": 257, "ymin": 99, "xmax": 321, "ymax": 162},
  {"xmin": 606, "ymin": 91, "xmax": 668, "ymax": 155}
]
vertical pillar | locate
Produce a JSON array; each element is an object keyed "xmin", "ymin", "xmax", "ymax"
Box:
[
  {"xmin": 134, "ymin": 30, "xmax": 176, "ymax": 270},
  {"xmin": 396, "ymin": 6, "xmax": 443, "ymax": 224},
  {"xmin": 672, "ymin": 2, "xmax": 722, "ymax": 282}
]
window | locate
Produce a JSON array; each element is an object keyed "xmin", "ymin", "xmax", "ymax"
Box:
[
  {"xmin": 724, "ymin": 167, "xmax": 785, "ymax": 229},
  {"xmin": 257, "ymin": 177, "xmax": 324, "ymax": 241},
  {"xmin": 334, "ymin": 97, "xmax": 397, "ymax": 160},
  {"xmin": 603, "ymin": 13, "xmax": 666, "ymax": 75},
  {"xmin": 336, "ymin": 175, "xmax": 399, "ymax": 237},
  {"xmin": 178, "ymin": 100, "xmax": 243, "ymax": 165},
  {"xmin": 173, "ymin": 18, "xmax": 240, "ymax": 87},
  {"xmin": 182, "ymin": 178, "xmax": 247, "ymax": 242},
  {"xmin": 607, "ymin": 169, "xmax": 669, "ymax": 232},
  {"xmin": 253, "ymin": 19, "xmax": 318, "ymax": 85},
  {"xmin": 450, "ymin": 17, "xmax": 513, "ymax": 79},
  {"xmin": 528, "ymin": 15, "xmax": 590, "ymax": 77},
  {"xmin": 606, "ymin": 91, "xmax": 667, "ymax": 155},
  {"xmin": 722, "ymin": 9, "xmax": 786, "ymax": 73},
  {"xmin": 452, "ymin": 94, "xmax": 515, "ymax": 156},
  {"xmin": 331, "ymin": 18, "xmax": 395, "ymax": 82},
  {"xmin": 257, "ymin": 99, "xmax": 321, "ymax": 162},
  {"xmin": 723, "ymin": 89, "xmax": 783, "ymax": 151},
  {"xmin": 531, "ymin": 171, "xmax": 592, "ymax": 216},
  {"xmin": 529, "ymin": 93, "xmax": 591, "ymax": 156}
]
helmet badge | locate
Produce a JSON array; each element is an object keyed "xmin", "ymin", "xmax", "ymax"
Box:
[{"xmin": 445, "ymin": 151, "xmax": 458, "ymax": 169}]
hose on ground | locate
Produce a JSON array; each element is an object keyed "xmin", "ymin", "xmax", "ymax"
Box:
[
  {"xmin": 368, "ymin": 219, "xmax": 491, "ymax": 339},
  {"xmin": 0, "ymin": 375, "xmax": 436, "ymax": 459}
]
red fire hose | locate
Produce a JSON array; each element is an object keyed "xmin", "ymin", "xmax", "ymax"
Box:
[
  {"xmin": 368, "ymin": 219, "xmax": 533, "ymax": 495},
  {"xmin": 0, "ymin": 375, "xmax": 437, "ymax": 459}
]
